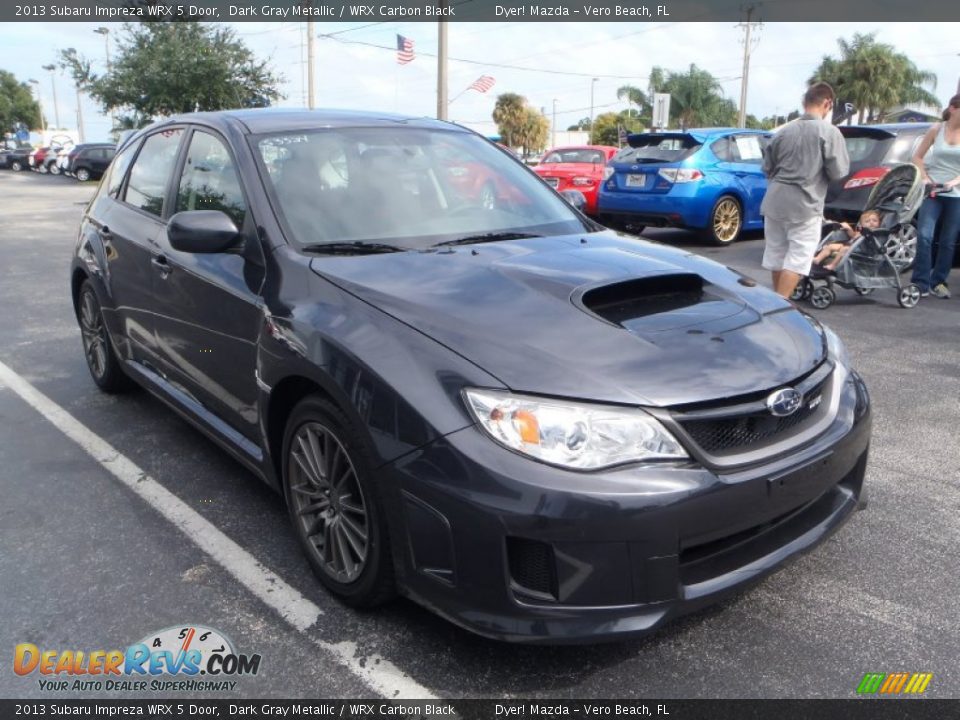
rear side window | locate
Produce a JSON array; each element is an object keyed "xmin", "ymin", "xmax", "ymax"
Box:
[
  {"xmin": 843, "ymin": 134, "xmax": 888, "ymax": 164},
  {"xmin": 886, "ymin": 134, "xmax": 923, "ymax": 164},
  {"xmin": 105, "ymin": 141, "xmax": 140, "ymax": 199},
  {"xmin": 124, "ymin": 129, "xmax": 184, "ymax": 217},
  {"xmin": 175, "ymin": 131, "xmax": 247, "ymax": 227}
]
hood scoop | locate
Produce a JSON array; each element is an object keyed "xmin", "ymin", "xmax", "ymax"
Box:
[{"xmin": 577, "ymin": 273, "xmax": 750, "ymax": 334}]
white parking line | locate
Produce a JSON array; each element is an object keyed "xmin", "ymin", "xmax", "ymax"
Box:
[{"xmin": 0, "ymin": 359, "xmax": 434, "ymax": 700}]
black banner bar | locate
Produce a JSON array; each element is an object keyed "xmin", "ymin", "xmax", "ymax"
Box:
[
  {"xmin": 4, "ymin": 0, "xmax": 960, "ymax": 23},
  {"xmin": 0, "ymin": 700, "xmax": 957, "ymax": 719}
]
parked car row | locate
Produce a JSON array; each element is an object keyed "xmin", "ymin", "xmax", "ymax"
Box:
[
  {"xmin": 529, "ymin": 123, "xmax": 934, "ymax": 270},
  {"xmin": 0, "ymin": 142, "xmax": 116, "ymax": 181}
]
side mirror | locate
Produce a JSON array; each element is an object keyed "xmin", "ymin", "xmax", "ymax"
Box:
[
  {"xmin": 559, "ymin": 189, "xmax": 587, "ymax": 213},
  {"xmin": 168, "ymin": 210, "xmax": 241, "ymax": 254}
]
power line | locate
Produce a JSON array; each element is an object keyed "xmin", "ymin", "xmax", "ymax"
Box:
[{"xmin": 317, "ymin": 34, "xmax": 651, "ymax": 81}]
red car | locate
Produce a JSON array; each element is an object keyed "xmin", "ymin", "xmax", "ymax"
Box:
[{"xmin": 533, "ymin": 145, "xmax": 619, "ymax": 215}]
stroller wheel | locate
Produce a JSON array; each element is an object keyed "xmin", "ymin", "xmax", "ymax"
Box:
[
  {"xmin": 790, "ymin": 278, "xmax": 813, "ymax": 302},
  {"xmin": 897, "ymin": 284, "xmax": 921, "ymax": 309},
  {"xmin": 810, "ymin": 285, "xmax": 835, "ymax": 309},
  {"xmin": 854, "ymin": 287, "xmax": 874, "ymax": 296}
]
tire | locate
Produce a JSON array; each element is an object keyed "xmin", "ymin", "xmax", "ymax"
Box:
[
  {"xmin": 704, "ymin": 195, "xmax": 742, "ymax": 245},
  {"xmin": 810, "ymin": 284, "xmax": 835, "ymax": 309},
  {"xmin": 282, "ymin": 395, "xmax": 395, "ymax": 608},
  {"xmin": 37, "ymin": 162, "xmax": 48, "ymax": 174},
  {"xmin": 11, "ymin": 160, "xmax": 22, "ymax": 172},
  {"xmin": 884, "ymin": 223, "xmax": 917, "ymax": 271},
  {"xmin": 897, "ymin": 283, "xmax": 921, "ymax": 309},
  {"xmin": 790, "ymin": 278, "xmax": 813, "ymax": 302},
  {"xmin": 76, "ymin": 280, "xmax": 133, "ymax": 393},
  {"xmin": 48, "ymin": 162, "xmax": 61, "ymax": 176},
  {"xmin": 75, "ymin": 167, "xmax": 91, "ymax": 182}
]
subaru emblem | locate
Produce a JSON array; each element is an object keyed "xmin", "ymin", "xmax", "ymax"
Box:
[{"xmin": 766, "ymin": 388, "xmax": 802, "ymax": 417}]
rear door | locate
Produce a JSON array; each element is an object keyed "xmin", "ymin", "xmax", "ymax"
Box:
[
  {"xmin": 728, "ymin": 133, "xmax": 768, "ymax": 224},
  {"xmin": 107, "ymin": 127, "xmax": 186, "ymax": 367},
  {"xmin": 150, "ymin": 127, "xmax": 264, "ymax": 442}
]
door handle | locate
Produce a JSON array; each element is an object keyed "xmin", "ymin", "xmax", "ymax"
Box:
[{"xmin": 151, "ymin": 255, "xmax": 173, "ymax": 278}]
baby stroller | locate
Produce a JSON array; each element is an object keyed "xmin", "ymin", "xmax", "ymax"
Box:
[{"xmin": 792, "ymin": 163, "xmax": 925, "ymax": 309}]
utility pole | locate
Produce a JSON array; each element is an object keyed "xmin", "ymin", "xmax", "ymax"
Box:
[
  {"xmin": 29, "ymin": 79, "xmax": 45, "ymax": 135},
  {"xmin": 736, "ymin": 4, "xmax": 761, "ymax": 128},
  {"xmin": 590, "ymin": 77, "xmax": 598, "ymax": 143},
  {"xmin": 437, "ymin": 15, "xmax": 449, "ymax": 120},
  {"xmin": 42, "ymin": 64, "xmax": 60, "ymax": 129},
  {"xmin": 76, "ymin": 84, "xmax": 85, "ymax": 142},
  {"xmin": 306, "ymin": 19, "xmax": 316, "ymax": 109},
  {"xmin": 94, "ymin": 27, "xmax": 113, "ymax": 135},
  {"xmin": 552, "ymin": 98, "xmax": 557, "ymax": 148}
]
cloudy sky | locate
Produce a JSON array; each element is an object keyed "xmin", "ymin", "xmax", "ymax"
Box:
[{"xmin": 3, "ymin": 20, "xmax": 959, "ymax": 142}]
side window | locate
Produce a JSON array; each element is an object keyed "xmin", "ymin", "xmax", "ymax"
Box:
[
  {"xmin": 733, "ymin": 134, "xmax": 764, "ymax": 163},
  {"xmin": 105, "ymin": 141, "xmax": 140, "ymax": 199},
  {"xmin": 175, "ymin": 131, "xmax": 247, "ymax": 227},
  {"xmin": 124, "ymin": 129, "xmax": 184, "ymax": 217},
  {"xmin": 711, "ymin": 137, "xmax": 731, "ymax": 161}
]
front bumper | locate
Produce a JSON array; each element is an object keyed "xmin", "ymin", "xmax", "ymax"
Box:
[{"xmin": 385, "ymin": 367, "xmax": 871, "ymax": 643}]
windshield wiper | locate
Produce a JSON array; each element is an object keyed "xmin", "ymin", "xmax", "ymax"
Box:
[
  {"xmin": 300, "ymin": 241, "xmax": 404, "ymax": 255},
  {"xmin": 433, "ymin": 232, "xmax": 543, "ymax": 248}
]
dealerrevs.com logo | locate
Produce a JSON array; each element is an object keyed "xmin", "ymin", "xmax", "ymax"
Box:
[{"xmin": 13, "ymin": 625, "xmax": 261, "ymax": 692}]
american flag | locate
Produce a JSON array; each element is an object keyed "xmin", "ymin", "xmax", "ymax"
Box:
[
  {"xmin": 396, "ymin": 34, "xmax": 415, "ymax": 65},
  {"xmin": 468, "ymin": 75, "xmax": 497, "ymax": 93}
]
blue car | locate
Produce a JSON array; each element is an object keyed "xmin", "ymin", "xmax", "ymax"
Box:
[{"xmin": 598, "ymin": 128, "xmax": 772, "ymax": 245}]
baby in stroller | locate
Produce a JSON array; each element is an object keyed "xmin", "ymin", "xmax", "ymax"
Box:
[
  {"xmin": 811, "ymin": 210, "xmax": 882, "ymax": 273},
  {"xmin": 793, "ymin": 162, "xmax": 925, "ymax": 309}
]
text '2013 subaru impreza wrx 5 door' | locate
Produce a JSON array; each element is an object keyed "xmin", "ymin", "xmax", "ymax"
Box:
[{"xmin": 71, "ymin": 109, "xmax": 871, "ymax": 643}]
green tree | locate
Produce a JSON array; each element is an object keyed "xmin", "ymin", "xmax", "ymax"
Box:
[
  {"xmin": 518, "ymin": 107, "xmax": 550, "ymax": 154},
  {"xmin": 810, "ymin": 33, "xmax": 938, "ymax": 123},
  {"xmin": 87, "ymin": 22, "xmax": 282, "ymax": 119},
  {"xmin": 661, "ymin": 64, "xmax": 732, "ymax": 129},
  {"xmin": 0, "ymin": 70, "xmax": 43, "ymax": 133},
  {"xmin": 492, "ymin": 92, "xmax": 528, "ymax": 148},
  {"xmin": 567, "ymin": 117, "xmax": 591, "ymax": 131},
  {"xmin": 590, "ymin": 110, "xmax": 644, "ymax": 145}
]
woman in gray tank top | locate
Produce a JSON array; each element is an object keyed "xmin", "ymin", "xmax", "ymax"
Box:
[{"xmin": 911, "ymin": 94, "xmax": 960, "ymax": 298}]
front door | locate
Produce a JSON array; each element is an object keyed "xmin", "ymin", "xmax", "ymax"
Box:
[{"xmin": 151, "ymin": 128, "xmax": 265, "ymax": 443}]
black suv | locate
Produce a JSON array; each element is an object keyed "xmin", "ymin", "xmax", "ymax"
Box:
[
  {"xmin": 70, "ymin": 110, "xmax": 871, "ymax": 643},
  {"xmin": 68, "ymin": 143, "xmax": 116, "ymax": 181}
]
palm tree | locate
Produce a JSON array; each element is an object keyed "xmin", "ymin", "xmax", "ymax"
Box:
[
  {"xmin": 617, "ymin": 85, "xmax": 649, "ymax": 113},
  {"xmin": 663, "ymin": 64, "xmax": 726, "ymax": 129},
  {"xmin": 810, "ymin": 33, "xmax": 938, "ymax": 124},
  {"xmin": 492, "ymin": 93, "xmax": 527, "ymax": 148}
]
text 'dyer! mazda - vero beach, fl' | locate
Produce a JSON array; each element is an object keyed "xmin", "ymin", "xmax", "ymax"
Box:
[{"xmin": 70, "ymin": 109, "xmax": 871, "ymax": 643}]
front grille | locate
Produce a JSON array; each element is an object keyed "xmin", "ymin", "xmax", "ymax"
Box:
[
  {"xmin": 506, "ymin": 537, "xmax": 556, "ymax": 600},
  {"xmin": 681, "ymin": 388, "xmax": 823, "ymax": 453},
  {"xmin": 671, "ymin": 364, "xmax": 834, "ymax": 458}
]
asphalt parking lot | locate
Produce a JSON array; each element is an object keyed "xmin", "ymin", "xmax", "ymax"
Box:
[{"xmin": 1, "ymin": 171, "xmax": 958, "ymax": 700}]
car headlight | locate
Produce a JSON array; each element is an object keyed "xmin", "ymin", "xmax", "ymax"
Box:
[
  {"xmin": 823, "ymin": 325, "xmax": 851, "ymax": 367},
  {"xmin": 463, "ymin": 388, "xmax": 688, "ymax": 470}
]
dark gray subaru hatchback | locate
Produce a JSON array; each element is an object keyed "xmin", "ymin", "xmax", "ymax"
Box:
[{"xmin": 71, "ymin": 109, "xmax": 871, "ymax": 643}]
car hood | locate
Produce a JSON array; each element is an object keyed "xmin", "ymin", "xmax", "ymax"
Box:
[{"xmin": 309, "ymin": 233, "xmax": 826, "ymax": 407}]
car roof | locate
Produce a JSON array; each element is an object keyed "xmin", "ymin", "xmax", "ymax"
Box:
[
  {"xmin": 543, "ymin": 145, "xmax": 618, "ymax": 152},
  {"xmin": 841, "ymin": 122, "xmax": 932, "ymax": 135},
  {"xmin": 160, "ymin": 107, "xmax": 464, "ymax": 135}
]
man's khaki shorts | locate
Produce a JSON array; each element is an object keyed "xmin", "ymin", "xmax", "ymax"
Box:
[{"xmin": 762, "ymin": 216, "xmax": 822, "ymax": 275}]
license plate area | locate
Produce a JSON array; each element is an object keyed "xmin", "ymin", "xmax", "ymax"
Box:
[{"xmin": 625, "ymin": 173, "xmax": 648, "ymax": 188}]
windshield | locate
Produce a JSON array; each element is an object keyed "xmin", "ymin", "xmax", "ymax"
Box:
[
  {"xmin": 254, "ymin": 127, "xmax": 588, "ymax": 249},
  {"xmin": 541, "ymin": 148, "xmax": 606, "ymax": 164}
]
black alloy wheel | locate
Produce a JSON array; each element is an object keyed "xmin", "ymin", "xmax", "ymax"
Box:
[
  {"xmin": 77, "ymin": 280, "xmax": 132, "ymax": 392},
  {"xmin": 282, "ymin": 396, "xmax": 395, "ymax": 607}
]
